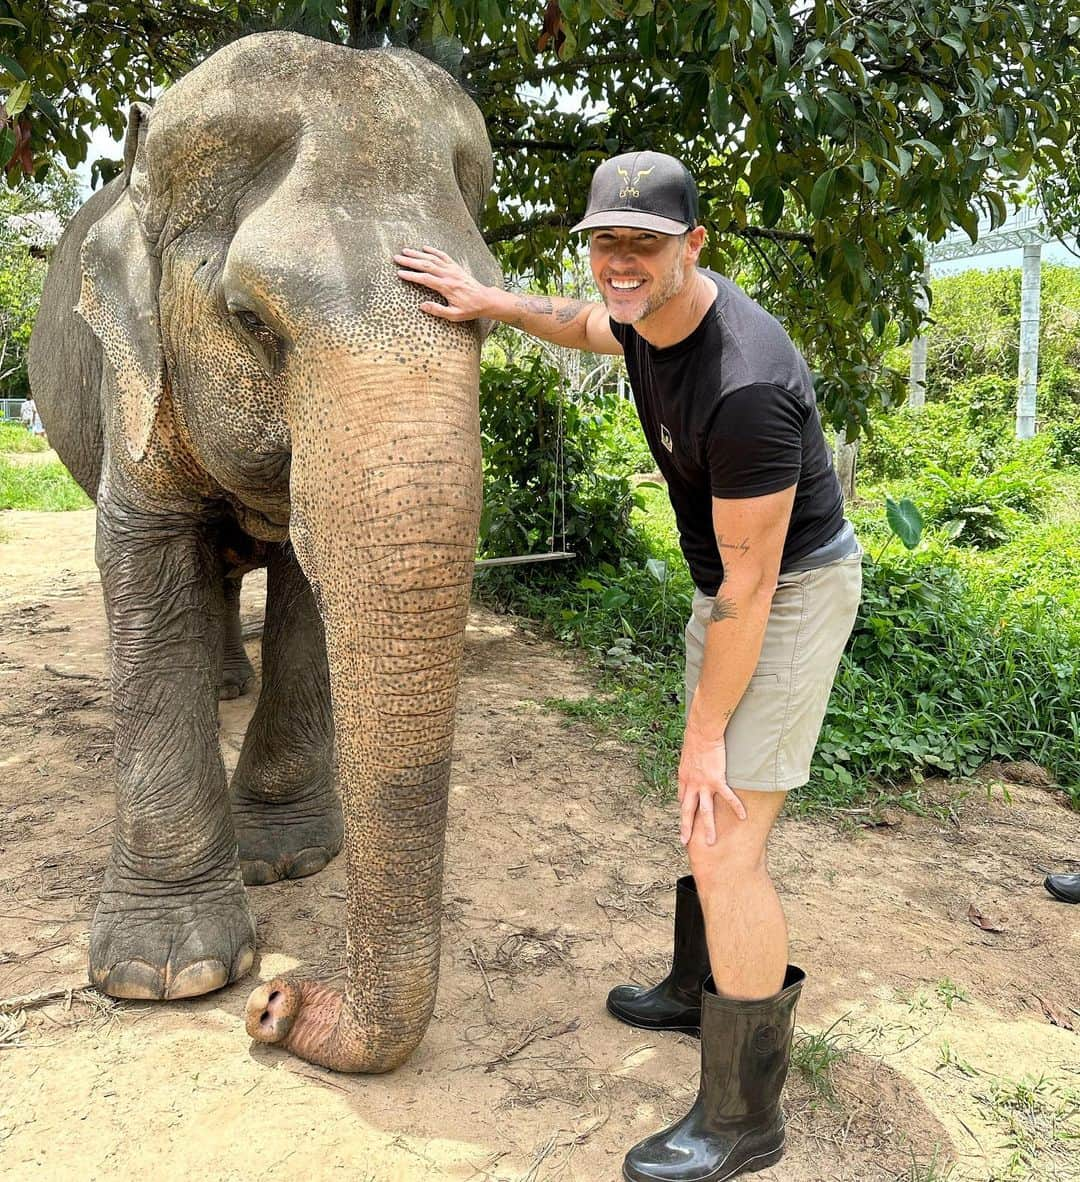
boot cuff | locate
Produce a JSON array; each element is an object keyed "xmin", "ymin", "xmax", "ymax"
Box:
[{"xmin": 703, "ymin": 965, "xmax": 805, "ymax": 1013}]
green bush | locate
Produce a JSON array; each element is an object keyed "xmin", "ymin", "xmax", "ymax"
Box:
[
  {"xmin": 820, "ymin": 554, "xmax": 1079, "ymax": 799},
  {"xmin": 860, "ymin": 401, "xmax": 1010, "ymax": 481},
  {"xmin": 0, "ymin": 456, "xmax": 92, "ymax": 510},
  {"xmin": 596, "ymin": 394, "xmax": 655, "ymax": 477},
  {"xmin": 921, "ymin": 462, "xmax": 1049, "ymax": 548},
  {"xmin": 951, "ymin": 373, "xmax": 1015, "ymax": 422},
  {"xmin": 1046, "ymin": 420, "xmax": 1080, "ymax": 468},
  {"xmin": 913, "ymin": 265, "xmax": 1080, "ymax": 399},
  {"xmin": 479, "ymin": 354, "xmax": 646, "ymax": 568},
  {"xmin": 1036, "ymin": 356, "xmax": 1080, "ymax": 422}
]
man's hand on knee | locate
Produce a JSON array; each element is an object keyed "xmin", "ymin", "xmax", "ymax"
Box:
[{"xmin": 678, "ymin": 725, "xmax": 748, "ymax": 846}]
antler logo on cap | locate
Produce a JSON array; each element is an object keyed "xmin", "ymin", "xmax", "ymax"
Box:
[{"xmin": 616, "ymin": 165, "xmax": 654, "ymax": 198}]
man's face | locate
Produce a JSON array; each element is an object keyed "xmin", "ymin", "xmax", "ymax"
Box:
[{"xmin": 588, "ymin": 227, "xmax": 700, "ymax": 324}]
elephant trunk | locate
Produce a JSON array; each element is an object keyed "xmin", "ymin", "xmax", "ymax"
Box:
[{"xmin": 246, "ymin": 345, "xmax": 481, "ymax": 1071}]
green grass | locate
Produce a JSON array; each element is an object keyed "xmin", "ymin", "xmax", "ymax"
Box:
[
  {"xmin": 0, "ymin": 455, "xmax": 92, "ymax": 510},
  {"xmin": 0, "ymin": 420, "xmax": 48, "ymax": 453},
  {"xmin": 976, "ymin": 1074, "xmax": 1080, "ymax": 1181},
  {"xmin": 790, "ymin": 1018, "xmax": 852, "ymax": 1102},
  {"xmin": 851, "ymin": 471, "xmax": 1080, "ymax": 644},
  {"xmin": 900, "ymin": 1149, "xmax": 956, "ymax": 1182}
]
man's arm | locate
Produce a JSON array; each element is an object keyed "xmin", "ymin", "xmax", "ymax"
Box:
[
  {"xmin": 394, "ymin": 246, "xmax": 623, "ymax": 355},
  {"xmin": 678, "ymin": 485, "xmax": 796, "ymax": 842}
]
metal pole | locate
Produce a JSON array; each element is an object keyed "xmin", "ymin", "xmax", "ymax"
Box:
[
  {"xmin": 907, "ymin": 262, "xmax": 931, "ymax": 410},
  {"xmin": 1016, "ymin": 243, "xmax": 1041, "ymax": 439}
]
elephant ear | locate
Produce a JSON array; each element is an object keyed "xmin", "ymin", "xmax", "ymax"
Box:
[{"xmin": 76, "ymin": 102, "xmax": 164, "ymax": 464}]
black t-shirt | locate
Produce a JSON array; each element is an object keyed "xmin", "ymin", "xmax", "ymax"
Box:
[{"xmin": 610, "ymin": 269, "xmax": 845, "ymax": 595}]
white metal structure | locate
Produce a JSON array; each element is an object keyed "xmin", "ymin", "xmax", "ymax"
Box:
[{"xmin": 917, "ymin": 205, "xmax": 1072, "ymax": 437}]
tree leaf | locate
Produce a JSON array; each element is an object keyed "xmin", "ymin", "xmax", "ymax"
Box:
[
  {"xmin": 3, "ymin": 78, "xmax": 29, "ymax": 117},
  {"xmin": 809, "ymin": 167, "xmax": 835, "ymax": 219},
  {"xmin": 966, "ymin": 902, "xmax": 1006, "ymax": 933},
  {"xmin": 998, "ymin": 105, "xmax": 1019, "ymax": 143},
  {"xmin": 921, "ymin": 83, "xmax": 944, "ymax": 122},
  {"xmin": 0, "ymin": 126, "xmax": 15, "ymax": 169},
  {"xmin": 645, "ymin": 558, "xmax": 668, "ymax": 583},
  {"xmin": 829, "ymin": 46, "xmax": 866, "ymax": 87},
  {"xmin": 0, "ymin": 53, "xmax": 27, "ymax": 81},
  {"xmin": 885, "ymin": 496, "xmax": 923, "ymax": 549},
  {"xmin": 823, "ymin": 89, "xmax": 856, "ymax": 120}
]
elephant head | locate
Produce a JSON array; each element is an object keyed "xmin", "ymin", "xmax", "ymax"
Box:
[{"xmin": 75, "ymin": 33, "xmax": 501, "ymax": 1071}]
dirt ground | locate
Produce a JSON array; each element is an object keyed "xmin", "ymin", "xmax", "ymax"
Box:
[{"xmin": 1, "ymin": 509, "xmax": 1077, "ymax": 1182}]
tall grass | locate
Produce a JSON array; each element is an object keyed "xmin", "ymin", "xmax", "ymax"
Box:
[
  {"xmin": 0, "ymin": 421, "xmax": 48, "ymax": 453},
  {"xmin": 0, "ymin": 456, "xmax": 92, "ymax": 510}
]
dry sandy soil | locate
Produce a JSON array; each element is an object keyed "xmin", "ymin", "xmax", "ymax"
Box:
[{"xmin": 1, "ymin": 509, "xmax": 1077, "ymax": 1182}]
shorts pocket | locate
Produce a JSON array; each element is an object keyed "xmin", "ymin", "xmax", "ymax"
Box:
[{"xmin": 745, "ymin": 664, "xmax": 787, "ymax": 689}]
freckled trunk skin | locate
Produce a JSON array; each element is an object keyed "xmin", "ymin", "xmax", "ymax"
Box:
[{"xmin": 268, "ymin": 348, "xmax": 481, "ymax": 1071}]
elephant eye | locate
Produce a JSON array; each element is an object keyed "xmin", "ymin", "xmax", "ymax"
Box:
[
  {"xmin": 234, "ymin": 309, "xmax": 277, "ymax": 344},
  {"xmin": 231, "ymin": 308, "xmax": 283, "ymax": 374}
]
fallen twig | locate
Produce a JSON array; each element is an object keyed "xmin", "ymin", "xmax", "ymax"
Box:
[
  {"xmin": 0, "ymin": 941, "xmax": 67, "ymax": 965},
  {"xmin": 43, "ymin": 664, "xmax": 97, "ymax": 682},
  {"xmin": 485, "ymin": 1018, "xmax": 580, "ymax": 1072},
  {"xmin": 287, "ymin": 1067, "xmax": 352, "ymax": 1094},
  {"xmin": 0, "ymin": 982, "xmax": 90, "ymax": 1014},
  {"xmin": 470, "ymin": 942, "xmax": 495, "ymax": 1002}
]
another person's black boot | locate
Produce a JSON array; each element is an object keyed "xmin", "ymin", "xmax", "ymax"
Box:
[
  {"xmin": 1045, "ymin": 873, "xmax": 1080, "ymax": 903},
  {"xmin": 622, "ymin": 966, "xmax": 805, "ymax": 1182},
  {"xmin": 607, "ymin": 876, "xmax": 710, "ymax": 1035}
]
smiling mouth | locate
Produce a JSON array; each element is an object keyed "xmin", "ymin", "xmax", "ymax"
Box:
[{"xmin": 608, "ymin": 277, "xmax": 646, "ymax": 292}]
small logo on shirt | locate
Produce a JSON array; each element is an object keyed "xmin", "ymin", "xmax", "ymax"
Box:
[{"xmin": 660, "ymin": 424, "xmax": 673, "ymax": 453}]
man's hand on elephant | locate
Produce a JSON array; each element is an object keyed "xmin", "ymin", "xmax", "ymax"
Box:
[
  {"xmin": 395, "ymin": 247, "xmax": 494, "ymax": 322},
  {"xmin": 678, "ymin": 723, "xmax": 747, "ymax": 846}
]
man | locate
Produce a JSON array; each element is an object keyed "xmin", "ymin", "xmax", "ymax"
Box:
[{"xmin": 396, "ymin": 150, "xmax": 862, "ymax": 1182}]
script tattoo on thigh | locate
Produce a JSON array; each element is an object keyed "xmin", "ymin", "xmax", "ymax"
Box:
[{"xmin": 709, "ymin": 595, "xmax": 738, "ymax": 623}]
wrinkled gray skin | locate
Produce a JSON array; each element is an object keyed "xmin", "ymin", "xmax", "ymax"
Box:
[{"xmin": 28, "ymin": 32, "xmax": 500, "ymax": 1072}]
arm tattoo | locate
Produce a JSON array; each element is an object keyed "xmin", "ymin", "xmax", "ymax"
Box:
[
  {"xmin": 709, "ymin": 595, "xmax": 738, "ymax": 624},
  {"xmin": 514, "ymin": 295, "xmax": 554, "ymax": 317},
  {"xmin": 715, "ymin": 536, "xmax": 750, "ymax": 555},
  {"xmin": 554, "ymin": 298, "xmax": 592, "ymax": 325}
]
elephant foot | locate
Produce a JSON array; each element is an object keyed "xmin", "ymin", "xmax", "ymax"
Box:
[
  {"xmin": 232, "ymin": 783, "xmax": 343, "ymax": 886},
  {"xmin": 90, "ymin": 870, "xmax": 256, "ymax": 1000},
  {"xmin": 218, "ymin": 655, "xmax": 257, "ymax": 700}
]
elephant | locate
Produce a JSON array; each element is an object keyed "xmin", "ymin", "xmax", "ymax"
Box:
[{"xmin": 28, "ymin": 31, "xmax": 501, "ymax": 1073}]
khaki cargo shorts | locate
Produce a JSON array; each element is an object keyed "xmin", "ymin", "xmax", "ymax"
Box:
[{"xmin": 685, "ymin": 554, "xmax": 863, "ymax": 792}]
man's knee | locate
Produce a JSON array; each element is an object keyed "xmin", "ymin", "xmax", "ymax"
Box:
[{"xmin": 685, "ymin": 789, "xmax": 786, "ymax": 884}]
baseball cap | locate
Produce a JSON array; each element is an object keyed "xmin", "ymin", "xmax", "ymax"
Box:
[{"xmin": 571, "ymin": 150, "xmax": 699, "ymax": 235}]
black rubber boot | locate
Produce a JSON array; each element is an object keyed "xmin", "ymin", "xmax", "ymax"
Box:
[
  {"xmin": 1045, "ymin": 873, "xmax": 1080, "ymax": 903},
  {"xmin": 607, "ymin": 876, "xmax": 710, "ymax": 1036},
  {"xmin": 622, "ymin": 966, "xmax": 806, "ymax": 1182}
]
